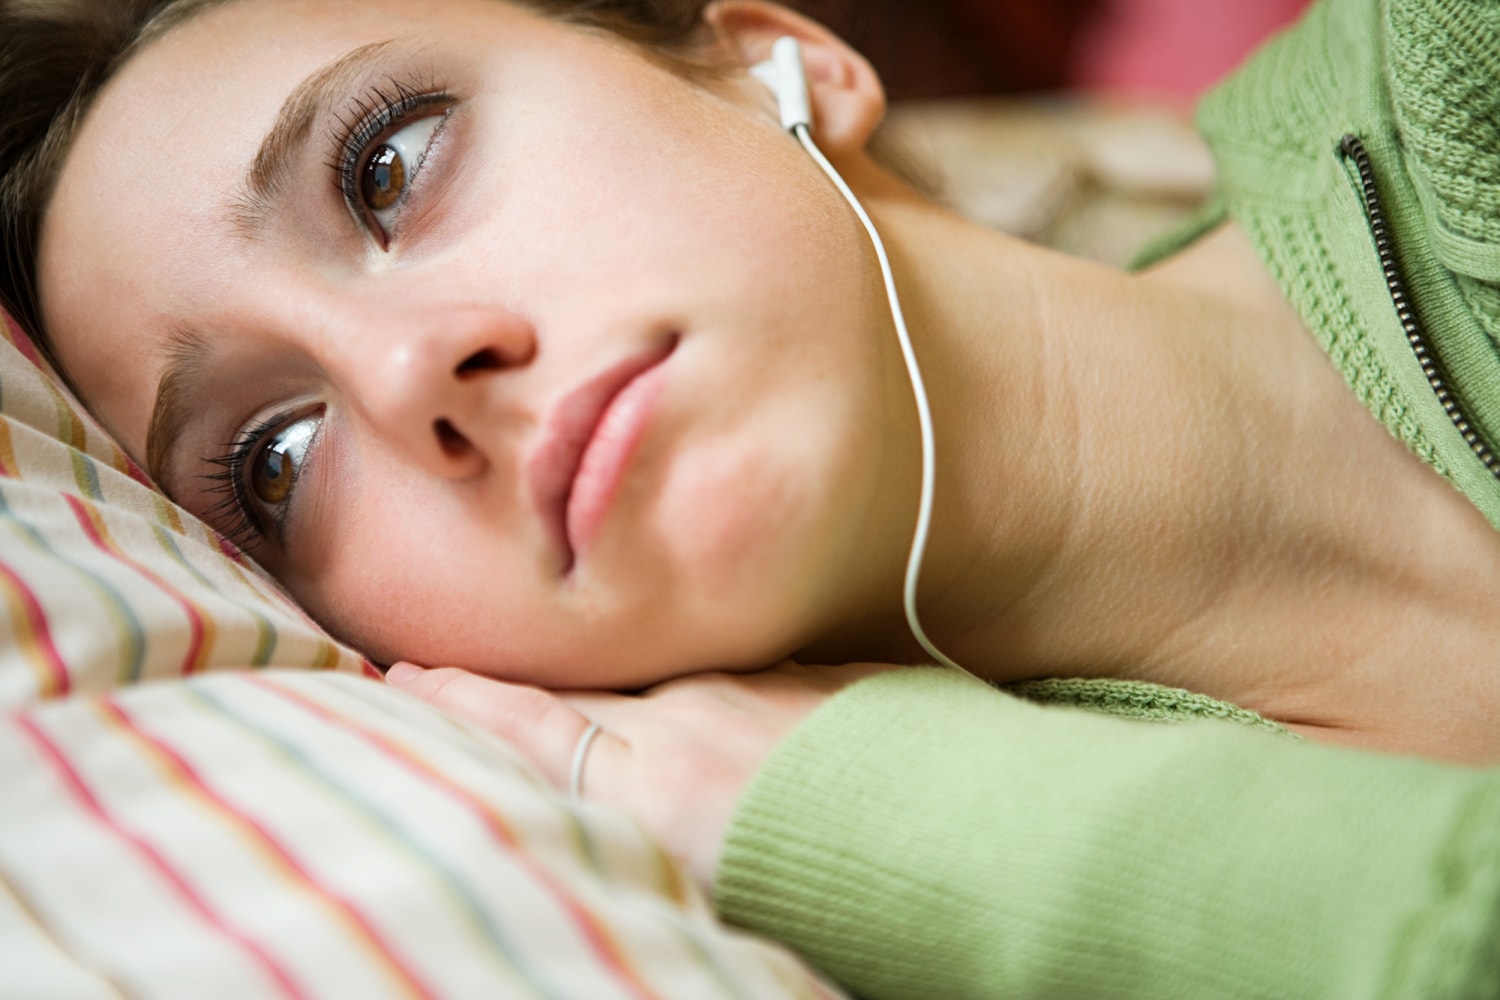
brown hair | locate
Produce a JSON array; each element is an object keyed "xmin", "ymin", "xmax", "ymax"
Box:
[{"xmin": 0, "ymin": 0, "xmax": 717, "ymax": 361}]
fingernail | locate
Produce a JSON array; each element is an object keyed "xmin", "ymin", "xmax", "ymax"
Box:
[{"xmin": 385, "ymin": 662, "xmax": 420, "ymax": 686}]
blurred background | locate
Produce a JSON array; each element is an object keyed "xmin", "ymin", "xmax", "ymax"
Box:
[
  {"xmin": 792, "ymin": 0, "xmax": 1313, "ymax": 102},
  {"xmin": 787, "ymin": 0, "xmax": 1315, "ymax": 264}
]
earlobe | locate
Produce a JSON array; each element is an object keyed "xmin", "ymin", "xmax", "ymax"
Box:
[{"xmin": 703, "ymin": 0, "xmax": 886, "ymax": 155}]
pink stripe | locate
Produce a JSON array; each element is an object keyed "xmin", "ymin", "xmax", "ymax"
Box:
[
  {"xmin": 16, "ymin": 713, "xmax": 307, "ymax": 999},
  {"xmin": 254, "ymin": 678, "xmax": 663, "ymax": 1000},
  {"xmin": 119, "ymin": 451, "xmax": 154, "ymax": 489},
  {"xmin": 2, "ymin": 311, "xmax": 45, "ymax": 369},
  {"xmin": 0, "ymin": 560, "xmax": 71, "ymax": 698},
  {"xmin": 99, "ymin": 698, "xmax": 437, "ymax": 999},
  {"xmin": 63, "ymin": 495, "xmax": 208, "ymax": 676}
]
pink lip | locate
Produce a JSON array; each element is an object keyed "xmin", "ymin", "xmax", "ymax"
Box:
[{"xmin": 529, "ymin": 336, "xmax": 677, "ymax": 571}]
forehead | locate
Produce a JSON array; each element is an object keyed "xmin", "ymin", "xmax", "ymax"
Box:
[{"xmin": 43, "ymin": 0, "xmax": 495, "ymax": 293}]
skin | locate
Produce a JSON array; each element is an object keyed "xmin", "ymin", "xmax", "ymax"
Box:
[
  {"xmin": 42, "ymin": 0, "xmax": 919, "ymax": 689},
  {"xmin": 35, "ymin": 0, "xmax": 1500, "ymax": 889}
]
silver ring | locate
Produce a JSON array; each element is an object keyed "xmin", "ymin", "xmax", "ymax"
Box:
[{"xmin": 569, "ymin": 722, "xmax": 602, "ymax": 802}]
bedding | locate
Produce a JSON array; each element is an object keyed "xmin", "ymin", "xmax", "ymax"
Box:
[{"xmin": 0, "ymin": 308, "xmax": 843, "ymax": 999}]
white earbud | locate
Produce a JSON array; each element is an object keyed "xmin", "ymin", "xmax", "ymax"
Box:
[
  {"xmin": 750, "ymin": 36, "xmax": 812, "ymax": 131},
  {"xmin": 750, "ymin": 36, "xmax": 968, "ymax": 676}
]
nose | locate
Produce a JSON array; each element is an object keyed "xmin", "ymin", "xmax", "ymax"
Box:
[{"xmin": 327, "ymin": 301, "xmax": 538, "ymax": 479}]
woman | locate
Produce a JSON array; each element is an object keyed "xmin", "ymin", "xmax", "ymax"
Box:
[{"xmin": 3, "ymin": 0, "xmax": 1499, "ymax": 994}]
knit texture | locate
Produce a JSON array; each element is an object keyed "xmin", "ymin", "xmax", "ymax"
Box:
[
  {"xmin": 1005, "ymin": 676, "xmax": 1293, "ymax": 736},
  {"xmin": 1386, "ymin": 0, "xmax": 1500, "ymax": 249},
  {"xmin": 1196, "ymin": 0, "xmax": 1500, "ymax": 525},
  {"xmin": 716, "ymin": 668, "xmax": 1500, "ymax": 998}
]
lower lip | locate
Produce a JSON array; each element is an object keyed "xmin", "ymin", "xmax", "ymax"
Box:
[{"xmin": 565, "ymin": 355, "xmax": 671, "ymax": 561}]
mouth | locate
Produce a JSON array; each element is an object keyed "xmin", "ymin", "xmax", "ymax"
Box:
[{"xmin": 529, "ymin": 334, "xmax": 678, "ymax": 572}]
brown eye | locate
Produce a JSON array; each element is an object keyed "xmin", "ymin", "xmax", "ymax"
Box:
[
  {"xmin": 362, "ymin": 145, "xmax": 406, "ymax": 211},
  {"xmin": 250, "ymin": 417, "xmax": 320, "ymax": 508},
  {"xmin": 252, "ymin": 446, "xmax": 294, "ymax": 505},
  {"xmin": 355, "ymin": 114, "xmax": 443, "ymax": 228}
]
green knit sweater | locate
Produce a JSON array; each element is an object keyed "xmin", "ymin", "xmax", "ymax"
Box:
[
  {"xmin": 718, "ymin": 669, "xmax": 1500, "ymax": 998},
  {"xmin": 1151, "ymin": 0, "xmax": 1500, "ymax": 522},
  {"xmin": 713, "ymin": 0, "xmax": 1500, "ymax": 996}
]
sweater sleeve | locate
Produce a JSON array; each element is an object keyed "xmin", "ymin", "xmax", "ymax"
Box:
[{"xmin": 713, "ymin": 667, "xmax": 1500, "ymax": 999}]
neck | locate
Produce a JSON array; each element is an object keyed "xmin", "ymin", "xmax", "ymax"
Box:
[
  {"xmin": 884, "ymin": 205, "xmax": 1276, "ymax": 681},
  {"xmin": 802, "ymin": 167, "xmax": 1500, "ymax": 760}
]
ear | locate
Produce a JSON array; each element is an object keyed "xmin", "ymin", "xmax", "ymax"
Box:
[{"xmin": 702, "ymin": 0, "xmax": 886, "ymax": 156}]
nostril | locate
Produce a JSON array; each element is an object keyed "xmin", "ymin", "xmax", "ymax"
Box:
[
  {"xmin": 455, "ymin": 348, "xmax": 504, "ymax": 378},
  {"xmin": 434, "ymin": 419, "xmax": 469, "ymax": 457}
]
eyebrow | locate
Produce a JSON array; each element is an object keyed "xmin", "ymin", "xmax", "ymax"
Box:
[
  {"xmin": 146, "ymin": 326, "xmax": 211, "ymax": 494},
  {"xmin": 231, "ymin": 38, "xmax": 402, "ymax": 238}
]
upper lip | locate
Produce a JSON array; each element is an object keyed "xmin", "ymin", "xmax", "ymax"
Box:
[{"xmin": 529, "ymin": 337, "xmax": 677, "ymax": 569}]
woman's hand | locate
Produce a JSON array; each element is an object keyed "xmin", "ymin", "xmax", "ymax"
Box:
[{"xmin": 384, "ymin": 659, "xmax": 896, "ymax": 892}]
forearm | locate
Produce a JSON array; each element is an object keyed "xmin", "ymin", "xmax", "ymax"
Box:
[{"xmin": 715, "ymin": 667, "xmax": 1500, "ymax": 999}]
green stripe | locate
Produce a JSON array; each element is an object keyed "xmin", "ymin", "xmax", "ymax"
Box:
[{"xmin": 68, "ymin": 450, "xmax": 103, "ymax": 503}]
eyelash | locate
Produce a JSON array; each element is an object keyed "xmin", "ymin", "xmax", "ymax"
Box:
[
  {"xmin": 329, "ymin": 76, "xmax": 453, "ymax": 239},
  {"xmin": 200, "ymin": 411, "xmax": 297, "ymax": 552}
]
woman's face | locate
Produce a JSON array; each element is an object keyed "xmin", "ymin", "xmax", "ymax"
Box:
[{"xmin": 39, "ymin": 0, "xmax": 909, "ymax": 686}]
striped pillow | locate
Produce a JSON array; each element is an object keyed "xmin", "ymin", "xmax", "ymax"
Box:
[
  {"xmin": 0, "ymin": 310, "xmax": 844, "ymax": 998},
  {"xmin": 1, "ymin": 670, "xmax": 840, "ymax": 998}
]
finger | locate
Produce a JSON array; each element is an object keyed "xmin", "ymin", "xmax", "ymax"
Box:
[
  {"xmin": 556, "ymin": 691, "xmax": 639, "ymax": 730},
  {"xmin": 386, "ymin": 663, "xmax": 600, "ymax": 788},
  {"xmin": 565, "ymin": 720, "xmax": 629, "ymax": 803}
]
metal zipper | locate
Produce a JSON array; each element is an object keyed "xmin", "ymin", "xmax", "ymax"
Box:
[{"xmin": 1340, "ymin": 133, "xmax": 1500, "ymax": 480}]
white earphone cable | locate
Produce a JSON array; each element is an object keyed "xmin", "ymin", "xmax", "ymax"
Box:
[{"xmin": 792, "ymin": 124, "xmax": 967, "ymax": 675}]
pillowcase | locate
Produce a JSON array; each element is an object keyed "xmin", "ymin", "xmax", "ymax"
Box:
[
  {"xmin": 0, "ymin": 669, "xmax": 840, "ymax": 999},
  {"xmin": 0, "ymin": 308, "xmax": 845, "ymax": 999}
]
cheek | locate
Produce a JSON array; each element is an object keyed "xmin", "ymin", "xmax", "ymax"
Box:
[
  {"xmin": 637, "ymin": 385, "xmax": 876, "ymax": 656},
  {"xmin": 276, "ymin": 448, "xmax": 530, "ymax": 667},
  {"xmin": 284, "ymin": 507, "xmax": 501, "ymax": 667},
  {"xmin": 654, "ymin": 430, "xmax": 816, "ymax": 582}
]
